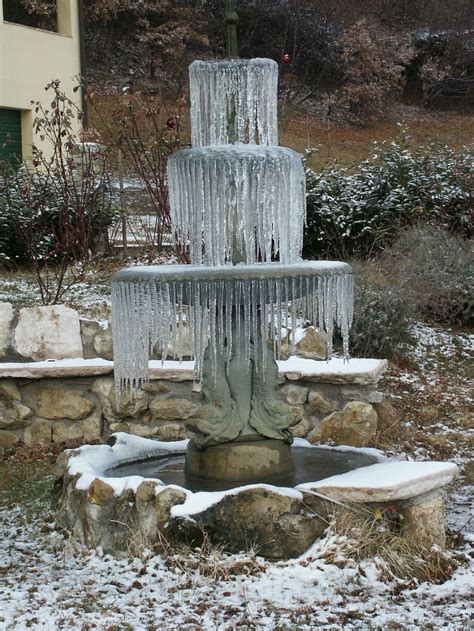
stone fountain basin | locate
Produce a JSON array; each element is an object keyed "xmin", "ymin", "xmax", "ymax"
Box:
[
  {"xmin": 55, "ymin": 433, "xmax": 458, "ymax": 559},
  {"xmin": 112, "ymin": 261, "xmax": 352, "ymax": 304}
]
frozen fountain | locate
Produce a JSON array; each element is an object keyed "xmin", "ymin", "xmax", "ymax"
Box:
[
  {"xmin": 55, "ymin": 21, "xmax": 459, "ymax": 558},
  {"xmin": 111, "ymin": 56, "xmax": 354, "ymax": 486}
]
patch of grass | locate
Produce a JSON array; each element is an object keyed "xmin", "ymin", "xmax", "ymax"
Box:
[
  {"xmin": 329, "ymin": 511, "xmax": 460, "ymax": 584},
  {"xmin": 0, "ymin": 458, "xmax": 55, "ymax": 516}
]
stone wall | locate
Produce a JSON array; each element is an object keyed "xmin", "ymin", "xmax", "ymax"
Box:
[
  {"xmin": 0, "ymin": 372, "xmax": 385, "ymax": 450},
  {"xmin": 0, "ymin": 302, "xmax": 386, "ymax": 450}
]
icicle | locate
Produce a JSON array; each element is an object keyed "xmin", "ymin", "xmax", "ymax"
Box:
[
  {"xmin": 189, "ymin": 58, "xmax": 278, "ymax": 147},
  {"xmin": 167, "ymin": 146, "xmax": 306, "ymax": 266},
  {"xmin": 111, "ymin": 264, "xmax": 354, "ymax": 391}
]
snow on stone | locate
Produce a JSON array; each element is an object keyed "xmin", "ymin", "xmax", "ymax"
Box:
[
  {"xmin": 171, "ymin": 483, "xmax": 303, "ymax": 518},
  {"xmin": 298, "ymin": 461, "xmax": 459, "ymax": 502}
]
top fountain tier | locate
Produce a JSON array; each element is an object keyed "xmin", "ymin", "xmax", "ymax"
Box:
[{"xmin": 190, "ymin": 58, "xmax": 278, "ymax": 147}]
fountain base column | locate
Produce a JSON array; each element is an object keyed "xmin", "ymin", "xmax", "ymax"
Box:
[{"xmin": 185, "ymin": 438, "xmax": 295, "ymax": 484}]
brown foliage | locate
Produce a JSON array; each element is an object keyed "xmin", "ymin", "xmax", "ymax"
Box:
[{"xmin": 331, "ymin": 18, "xmax": 415, "ymax": 124}]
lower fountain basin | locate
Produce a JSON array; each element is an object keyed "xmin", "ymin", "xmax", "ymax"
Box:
[
  {"xmin": 55, "ymin": 433, "xmax": 456, "ymax": 559},
  {"xmin": 104, "ymin": 443, "xmax": 378, "ymax": 492}
]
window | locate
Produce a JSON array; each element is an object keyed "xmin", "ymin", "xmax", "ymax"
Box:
[
  {"xmin": 2, "ymin": 0, "xmax": 57, "ymax": 32},
  {"xmin": 0, "ymin": 109, "xmax": 23, "ymax": 168}
]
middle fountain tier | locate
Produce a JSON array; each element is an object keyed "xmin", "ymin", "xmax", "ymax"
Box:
[{"xmin": 112, "ymin": 57, "xmax": 354, "ymax": 484}]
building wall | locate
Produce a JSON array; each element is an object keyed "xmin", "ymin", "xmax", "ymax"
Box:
[{"xmin": 0, "ymin": 0, "xmax": 82, "ymax": 162}]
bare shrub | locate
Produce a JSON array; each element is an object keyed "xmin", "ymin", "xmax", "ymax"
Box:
[
  {"xmin": 382, "ymin": 225, "xmax": 473, "ymax": 325},
  {"xmin": 331, "ymin": 18, "xmax": 415, "ymax": 124},
  {"xmin": 0, "ymin": 81, "xmax": 115, "ymax": 304},
  {"xmin": 348, "ymin": 263, "xmax": 413, "ymax": 359},
  {"xmin": 89, "ymin": 90, "xmax": 185, "ymax": 255}
]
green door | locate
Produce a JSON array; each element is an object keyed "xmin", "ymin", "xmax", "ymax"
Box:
[{"xmin": 0, "ymin": 109, "xmax": 23, "ymax": 168}]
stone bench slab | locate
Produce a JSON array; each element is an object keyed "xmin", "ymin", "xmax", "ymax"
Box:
[
  {"xmin": 297, "ymin": 461, "xmax": 459, "ymax": 502},
  {"xmin": 0, "ymin": 357, "xmax": 387, "ymax": 384}
]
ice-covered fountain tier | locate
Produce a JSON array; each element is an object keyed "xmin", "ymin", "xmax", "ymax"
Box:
[{"xmin": 112, "ymin": 58, "xmax": 354, "ymax": 485}]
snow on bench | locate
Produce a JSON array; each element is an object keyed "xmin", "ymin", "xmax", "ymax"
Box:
[
  {"xmin": 297, "ymin": 461, "xmax": 459, "ymax": 502},
  {"xmin": 0, "ymin": 357, "xmax": 387, "ymax": 384}
]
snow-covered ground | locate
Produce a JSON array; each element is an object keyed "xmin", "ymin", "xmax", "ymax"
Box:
[{"xmin": 0, "ymin": 489, "xmax": 472, "ymax": 631}]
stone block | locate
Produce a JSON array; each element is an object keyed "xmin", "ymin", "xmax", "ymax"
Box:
[
  {"xmin": 126, "ymin": 423, "xmax": 155, "ymax": 438},
  {"xmin": 14, "ymin": 306, "xmax": 83, "ymax": 361},
  {"xmin": 290, "ymin": 410, "xmax": 310, "ymax": 438},
  {"xmin": 0, "ymin": 380, "xmax": 21, "ymax": 401},
  {"xmin": 52, "ymin": 420, "xmax": 84, "ymax": 444},
  {"xmin": 308, "ymin": 391, "xmax": 339, "ymax": 414},
  {"xmin": 0, "ymin": 303, "xmax": 14, "ymax": 359},
  {"xmin": 152, "ymin": 421, "xmax": 189, "ymax": 442},
  {"xmin": 401, "ymin": 493, "xmax": 446, "ymax": 548},
  {"xmin": 0, "ymin": 430, "xmax": 20, "ymax": 448},
  {"xmin": 295, "ymin": 326, "xmax": 328, "ymax": 359},
  {"xmin": 150, "ymin": 397, "xmax": 197, "ymax": 421},
  {"xmin": 22, "ymin": 385, "xmax": 95, "ymax": 421},
  {"xmin": 91, "ymin": 377, "xmax": 149, "ymax": 421},
  {"xmin": 141, "ymin": 382, "xmax": 173, "ymax": 395},
  {"xmin": 93, "ymin": 325, "xmax": 113, "ymax": 360},
  {"xmin": 80, "ymin": 319, "xmax": 103, "ymax": 359},
  {"xmin": 24, "ymin": 419, "xmax": 52, "ymax": 445},
  {"xmin": 81, "ymin": 413, "xmax": 102, "ymax": 442},
  {"xmin": 307, "ymin": 401, "xmax": 377, "ymax": 447},
  {"xmin": 0, "ymin": 400, "xmax": 32, "ymax": 429},
  {"xmin": 280, "ymin": 384, "xmax": 309, "ymax": 405},
  {"xmin": 88, "ymin": 479, "xmax": 114, "ymax": 506}
]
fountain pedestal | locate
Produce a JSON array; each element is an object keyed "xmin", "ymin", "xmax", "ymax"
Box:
[{"xmin": 185, "ymin": 438, "xmax": 294, "ymax": 484}]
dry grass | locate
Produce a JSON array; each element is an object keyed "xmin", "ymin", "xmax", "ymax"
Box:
[
  {"xmin": 126, "ymin": 527, "xmax": 265, "ymax": 582},
  {"xmin": 327, "ymin": 511, "xmax": 460, "ymax": 584},
  {"xmin": 281, "ymin": 107, "xmax": 474, "ymax": 170}
]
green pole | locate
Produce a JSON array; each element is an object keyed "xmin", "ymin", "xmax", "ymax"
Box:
[{"xmin": 225, "ymin": 0, "xmax": 239, "ymax": 58}]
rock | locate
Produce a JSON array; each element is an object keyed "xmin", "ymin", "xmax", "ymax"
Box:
[
  {"xmin": 80, "ymin": 319, "xmax": 103, "ymax": 359},
  {"xmin": 91, "ymin": 377, "xmax": 149, "ymax": 421},
  {"xmin": 109, "ymin": 422, "xmax": 130, "ymax": 433},
  {"xmin": 307, "ymin": 401, "xmax": 377, "ymax": 447},
  {"xmin": 93, "ymin": 325, "xmax": 113, "ymax": 360},
  {"xmin": 88, "ymin": 479, "xmax": 114, "ymax": 506},
  {"xmin": 23, "ymin": 419, "xmax": 52, "ymax": 445},
  {"xmin": 0, "ymin": 380, "xmax": 21, "ymax": 401},
  {"xmin": 52, "ymin": 420, "xmax": 84, "ymax": 444},
  {"xmin": 290, "ymin": 410, "xmax": 310, "ymax": 438},
  {"xmin": 152, "ymin": 324, "xmax": 194, "ymax": 360},
  {"xmin": 141, "ymin": 382, "xmax": 173, "ymax": 395},
  {"xmin": 126, "ymin": 423, "xmax": 155, "ymax": 438},
  {"xmin": 341, "ymin": 386, "xmax": 383, "ymax": 404},
  {"xmin": 81, "ymin": 413, "xmax": 102, "ymax": 442},
  {"xmin": 152, "ymin": 421, "xmax": 188, "ymax": 442},
  {"xmin": 401, "ymin": 494, "xmax": 446, "ymax": 548},
  {"xmin": 14, "ymin": 306, "xmax": 83, "ymax": 361},
  {"xmin": 149, "ymin": 397, "xmax": 197, "ymax": 421},
  {"xmin": 22, "ymin": 386, "xmax": 94, "ymax": 421},
  {"xmin": 295, "ymin": 326, "xmax": 328, "ymax": 359},
  {"xmin": 171, "ymin": 487, "xmax": 327, "ymax": 558},
  {"xmin": 0, "ymin": 303, "xmax": 14, "ymax": 359},
  {"xmin": 308, "ymin": 391, "xmax": 339, "ymax": 414},
  {"xmin": 280, "ymin": 384, "xmax": 308, "ymax": 405},
  {"xmin": 0, "ymin": 400, "xmax": 32, "ymax": 429},
  {"xmin": 0, "ymin": 430, "xmax": 20, "ymax": 448},
  {"xmin": 136, "ymin": 481, "xmax": 159, "ymax": 503}
]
